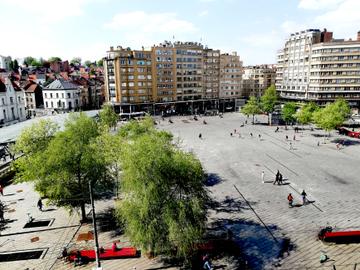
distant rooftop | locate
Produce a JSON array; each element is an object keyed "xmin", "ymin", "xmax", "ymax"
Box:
[{"xmin": 44, "ymin": 78, "xmax": 78, "ymax": 90}]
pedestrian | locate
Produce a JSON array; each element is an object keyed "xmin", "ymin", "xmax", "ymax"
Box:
[
  {"xmin": 37, "ymin": 199, "xmax": 43, "ymax": 211},
  {"xmin": 301, "ymin": 190, "xmax": 307, "ymax": 205},
  {"xmin": 273, "ymin": 170, "xmax": 280, "ymax": 185},
  {"xmin": 0, "ymin": 185, "xmax": 3, "ymax": 196},
  {"xmin": 261, "ymin": 171, "xmax": 265, "ymax": 183},
  {"xmin": 278, "ymin": 173, "xmax": 283, "ymax": 185},
  {"xmin": 230, "ymin": 132, "xmax": 233, "ymax": 137},
  {"xmin": 286, "ymin": 135, "xmax": 288, "ymax": 140},
  {"xmin": 250, "ymin": 132, "xmax": 253, "ymax": 137},
  {"xmin": 234, "ymin": 129, "xmax": 237, "ymax": 134},
  {"xmin": 293, "ymin": 135, "xmax": 296, "ymax": 141},
  {"xmin": 289, "ymin": 142, "xmax": 294, "ymax": 150},
  {"xmin": 0, "ymin": 208, "xmax": 4, "ymax": 222},
  {"xmin": 245, "ymin": 120, "xmax": 247, "ymax": 124},
  {"xmin": 317, "ymin": 141, "xmax": 320, "ymax": 147},
  {"xmin": 336, "ymin": 143, "xmax": 340, "ymax": 150},
  {"xmin": 258, "ymin": 134, "xmax": 261, "ymax": 139},
  {"xmin": 199, "ymin": 133, "xmax": 202, "ymax": 139},
  {"xmin": 287, "ymin": 193, "xmax": 294, "ymax": 207}
]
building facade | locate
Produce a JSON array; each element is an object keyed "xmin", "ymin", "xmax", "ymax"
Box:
[
  {"xmin": 104, "ymin": 42, "xmax": 244, "ymax": 113},
  {"xmin": 24, "ymin": 81, "xmax": 43, "ymax": 116},
  {"xmin": 43, "ymin": 79, "xmax": 81, "ymax": 111},
  {"xmin": 242, "ymin": 65, "xmax": 276, "ymax": 97},
  {"xmin": 0, "ymin": 56, "xmax": 12, "ymax": 70},
  {"xmin": 0, "ymin": 76, "xmax": 26, "ymax": 124},
  {"xmin": 219, "ymin": 52, "xmax": 243, "ymax": 98},
  {"xmin": 276, "ymin": 29, "xmax": 360, "ymax": 106}
]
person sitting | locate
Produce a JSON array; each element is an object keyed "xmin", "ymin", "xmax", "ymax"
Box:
[
  {"xmin": 74, "ymin": 251, "xmax": 83, "ymax": 266},
  {"xmin": 112, "ymin": 241, "xmax": 119, "ymax": 252}
]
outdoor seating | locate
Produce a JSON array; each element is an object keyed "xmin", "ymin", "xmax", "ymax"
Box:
[{"xmin": 68, "ymin": 247, "xmax": 138, "ymax": 262}]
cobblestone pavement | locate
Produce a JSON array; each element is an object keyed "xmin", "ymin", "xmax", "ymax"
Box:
[{"xmin": 160, "ymin": 113, "xmax": 360, "ymax": 270}]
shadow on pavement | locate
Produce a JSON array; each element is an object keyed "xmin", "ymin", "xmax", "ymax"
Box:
[
  {"xmin": 96, "ymin": 207, "xmax": 124, "ymax": 237},
  {"xmin": 207, "ymin": 195, "xmax": 257, "ymax": 214},
  {"xmin": 208, "ymin": 218, "xmax": 296, "ymax": 270},
  {"xmin": 204, "ymin": 173, "xmax": 223, "ymax": 187}
]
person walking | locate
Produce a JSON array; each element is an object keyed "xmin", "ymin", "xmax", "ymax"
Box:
[
  {"xmin": 286, "ymin": 135, "xmax": 288, "ymax": 140},
  {"xmin": 301, "ymin": 190, "xmax": 307, "ymax": 205},
  {"xmin": 293, "ymin": 135, "xmax": 296, "ymax": 141},
  {"xmin": 250, "ymin": 132, "xmax": 253, "ymax": 137},
  {"xmin": 279, "ymin": 173, "xmax": 283, "ymax": 185},
  {"xmin": 37, "ymin": 199, "xmax": 43, "ymax": 211},
  {"xmin": 289, "ymin": 142, "xmax": 294, "ymax": 150},
  {"xmin": 230, "ymin": 132, "xmax": 233, "ymax": 137},
  {"xmin": 273, "ymin": 170, "xmax": 280, "ymax": 185},
  {"xmin": 261, "ymin": 171, "xmax": 265, "ymax": 183},
  {"xmin": 199, "ymin": 133, "xmax": 202, "ymax": 139},
  {"xmin": 258, "ymin": 134, "xmax": 261, "ymax": 140},
  {"xmin": 287, "ymin": 193, "xmax": 294, "ymax": 207}
]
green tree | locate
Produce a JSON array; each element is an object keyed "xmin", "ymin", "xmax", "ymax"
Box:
[
  {"xmin": 313, "ymin": 99, "xmax": 350, "ymax": 136},
  {"xmin": 260, "ymin": 85, "xmax": 278, "ymax": 124},
  {"xmin": 84, "ymin": 60, "xmax": 92, "ymax": 67},
  {"xmin": 14, "ymin": 114, "xmax": 114, "ymax": 221},
  {"xmin": 97, "ymin": 59, "xmax": 104, "ymax": 67},
  {"xmin": 296, "ymin": 102, "xmax": 319, "ymax": 126},
  {"xmin": 99, "ymin": 104, "xmax": 118, "ymax": 130},
  {"xmin": 116, "ymin": 120, "xmax": 208, "ymax": 259},
  {"xmin": 13, "ymin": 59, "xmax": 19, "ymax": 71},
  {"xmin": 241, "ymin": 96, "xmax": 262, "ymax": 124},
  {"xmin": 281, "ymin": 102, "xmax": 297, "ymax": 125},
  {"xmin": 24, "ymin": 56, "xmax": 35, "ymax": 66},
  {"xmin": 48, "ymin": 57, "xmax": 62, "ymax": 63},
  {"xmin": 71, "ymin": 57, "xmax": 82, "ymax": 66}
]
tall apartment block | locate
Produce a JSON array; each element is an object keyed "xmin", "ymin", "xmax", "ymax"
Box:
[
  {"xmin": 104, "ymin": 42, "xmax": 243, "ymax": 113},
  {"xmin": 242, "ymin": 65, "xmax": 276, "ymax": 97},
  {"xmin": 104, "ymin": 47, "xmax": 153, "ymax": 105},
  {"xmin": 219, "ymin": 52, "xmax": 243, "ymax": 98},
  {"xmin": 276, "ymin": 29, "xmax": 360, "ymax": 106}
]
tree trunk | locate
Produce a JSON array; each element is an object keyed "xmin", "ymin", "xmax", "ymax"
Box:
[{"xmin": 80, "ymin": 201, "xmax": 87, "ymax": 223}]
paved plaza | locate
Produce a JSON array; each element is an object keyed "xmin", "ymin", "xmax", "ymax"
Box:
[
  {"xmin": 1, "ymin": 112, "xmax": 360, "ymax": 270},
  {"xmin": 159, "ymin": 113, "xmax": 360, "ymax": 270}
]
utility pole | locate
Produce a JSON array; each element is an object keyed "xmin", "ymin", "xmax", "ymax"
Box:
[{"xmin": 89, "ymin": 180, "xmax": 101, "ymax": 269}]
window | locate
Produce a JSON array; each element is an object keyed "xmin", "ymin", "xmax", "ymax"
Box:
[
  {"xmin": 51, "ymin": 101, "xmax": 53, "ymax": 108},
  {"xmin": 1, "ymin": 98, "xmax": 4, "ymax": 105},
  {"xmin": 3, "ymin": 109, "xmax": 6, "ymax": 120},
  {"xmin": 45, "ymin": 93, "xmax": 47, "ymax": 98},
  {"xmin": 50, "ymin": 93, "xmax": 53, "ymax": 98},
  {"xmin": 18, "ymin": 96, "xmax": 21, "ymax": 103},
  {"xmin": 56, "ymin": 93, "xmax": 59, "ymax": 98},
  {"xmin": 10, "ymin": 97, "xmax": 13, "ymax": 104},
  {"xmin": 67, "ymin": 93, "xmax": 71, "ymax": 98},
  {"xmin": 20, "ymin": 108, "xmax": 22, "ymax": 117},
  {"xmin": 46, "ymin": 101, "xmax": 48, "ymax": 108},
  {"xmin": 62, "ymin": 93, "xmax": 64, "ymax": 98}
]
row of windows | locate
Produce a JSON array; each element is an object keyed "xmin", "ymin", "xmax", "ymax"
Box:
[
  {"xmin": 44, "ymin": 92, "xmax": 78, "ymax": 99},
  {"xmin": 45, "ymin": 100, "xmax": 78, "ymax": 108},
  {"xmin": 312, "ymin": 55, "xmax": 360, "ymax": 61},
  {"xmin": 309, "ymin": 87, "xmax": 360, "ymax": 91},
  {"xmin": 310, "ymin": 79, "xmax": 360, "ymax": 84},
  {"xmin": 121, "ymin": 82, "xmax": 152, "ymax": 87},
  {"xmin": 1, "ymin": 96, "xmax": 22, "ymax": 105},
  {"xmin": 176, "ymin": 49, "xmax": 202, "ymax": 56},
  {"xmin": 119, "ymin": 59, "xmax": 151, "ymax": 65},
  {"xmin": 121, "ymin": 75, "xmax": 152, "ymax": 80},
  {"xmin": 313, "ymin": 47, "xmax": 360, "ymax": 54},
  {"xmin": 121, "ymin": 89, "xmax": 150, "ymax": 94},
  {"xmin": 310, "ymin": 71, "xmax": 360, "ymax": 76}
]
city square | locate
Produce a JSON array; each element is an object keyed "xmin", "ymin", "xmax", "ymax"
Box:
[{"xmin": 159, "ymin": 113, "xmax": 360, "ymax": 269}]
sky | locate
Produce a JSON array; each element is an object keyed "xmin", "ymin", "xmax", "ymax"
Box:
[{"xmin": 0, "ymin": 0, "xmax": 359, "ymax": 65}]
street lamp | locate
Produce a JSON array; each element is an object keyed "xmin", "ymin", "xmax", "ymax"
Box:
[{"xmin": 89, "ymin": 180, "xmax": 102, "ymax": 270}]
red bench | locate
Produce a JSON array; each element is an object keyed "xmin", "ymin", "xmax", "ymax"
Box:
[
  {"xmin": 319, "ymin": 227, "xmax": 360, "ymax": 243},
  {"xmin": 69, "ymin": 247, "xmax": 138, "ymax": 261}
]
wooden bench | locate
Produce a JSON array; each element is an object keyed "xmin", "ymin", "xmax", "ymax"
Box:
[{"xmin": 319, "ymin": 227, "xmax": 360, "ymax": 243}]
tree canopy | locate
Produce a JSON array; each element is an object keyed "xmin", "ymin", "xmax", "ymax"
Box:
[
  {"xmin": 116, "ymin": 118, "xmax": 208, "ymax": 259},
  {"xmin": 313, "ymin": 99, "xmax": 350, "ymax": 133},
  {"xmin": 71, "ymin": 57, "xmax": 82, "ymax": 66},
  {"xmin": 97, "ymin": 59, "xmax": 104, "ymax": 67},
  {"xmin": 48, "ymin": 57, "xmax": 62, "ymax": 63},
  {"xmin": 13, "ymin": 114, "xmax": 114, "ymax": 221},
  {"xmin": 99, "ymin": 104, "xmax": 118, "ymax": 130},
  {"xmin": 295, "ymin": 102, "xmax": 319, "ymax": 125},
  {"xmin": 281, "ymin": 102, "xmax": 297, "ymax": 125},
  {"xmin": 260, "ymin": 85, "xmax": 278, "ymax": 114},
  {"xmin": 241, "ymin": 96, "xmax": 262, "ymax": 123}
]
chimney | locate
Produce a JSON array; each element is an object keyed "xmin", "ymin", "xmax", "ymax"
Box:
[{"xmin": 357, "ymin": 31, "xmax": 360, "ymax": 41}]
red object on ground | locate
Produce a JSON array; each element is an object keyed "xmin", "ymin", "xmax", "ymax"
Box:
[
  {"xmin": 320, "ymin": 229, "xmax": 360, "ymax": 243},
  {"xmin": 68, "ymin": 247, "xmax": 137, "ymax": 261}
]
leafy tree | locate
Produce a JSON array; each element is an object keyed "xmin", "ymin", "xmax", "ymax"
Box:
[
  {"xmin": 313, "ymin": 99, "xmax": 350, "ymax": 135},
  {"xmin": 99, "ymin": 104, "xmax": 118, "ymax": 130},
  {"xmin": 13, "ymin": 114, "xmax": 114, "ymax": 221},
  {"xmin": 71, "ymin": 57, "xmax": 82, "ymax": 66},
  {"xmin": 281, "ymin": 102, "xmax": 297, "ymax": 125},
  {"xmin": 116, "ymin": 119, "xmax": 207, "ymax": 259},
  {"xmin": 48, "ymin": 57, "xmax": 62, "ymax": 63},
  {"xmin": 260, "ymin": 84, "xmax": 278, "ymax": 124},
  {"xmin": 97, "ymin": 59, "xmax": 103, "ymax": 67},
  {"xmin": 24, "ymin": 56, "xmax": 35, "ymax": 66},
  {"xmin": 241, "ymin": 96, "xmax": 262, "ymax": 124},
  {"xmin": 84, "ymin": 60, "xmax": 92, "ymax": 67},
  {"xmin": 296, "ymin": 101, "xmax": 319, "ymax": 126},
  {"xmin": 13, "ymin": 59, "xmax": 19, "ymax": 71}
]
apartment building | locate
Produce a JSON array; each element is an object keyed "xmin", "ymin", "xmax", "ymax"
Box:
[
  {"xmin": 276, "ymin": 29, "xmax": 360, "ymax": 106},
  {"xmin": 104, "ymin": 42, "xmax": 243, "ymax": 113},
  {"xmin": 203, "ymin": 48, "xmax": 220, "ymax": 99},
  {"xmin": 104, "ymin": 46, "xmax": 153, "ymax": 106},
  {"xmin": 174, "ymin": 42, "xmax": 203, "ymax": 101},
  {"xmin": 219, "ymin": 52, "xmax": 243, "ymax": 98},
  {"xmin": 152, "ymin": 42, "xmax": 176, "ymax": 103},
  {"xmin": 242, "ymin": 65, "xmax": 276, "ymax": 97}
]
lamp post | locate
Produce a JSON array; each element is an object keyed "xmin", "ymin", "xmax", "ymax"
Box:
[{"xmin": 89, "ymin": 180, "xmax": 101, "ymax": 269}]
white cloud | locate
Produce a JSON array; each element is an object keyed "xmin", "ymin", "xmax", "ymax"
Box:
[
  {"xmin": 298, "ymin": 0, "xmax": 345, "ymax": 10},
  {"xmin": 104, "ymin": 11, "xmax": 197, "ymax": 34},
  {"xmin": 240, "ymin": 31, "xmax": 281, "ymax": 48},
  {"xmin": 281, "ymin": 20, "xmax": 307, "ymax": 34},
  {"xmin": 198, "ymin": 10, "xmax": 209, "ymax": 17}
]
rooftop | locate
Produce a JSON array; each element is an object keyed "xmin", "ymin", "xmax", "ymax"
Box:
[{"xmin": 44, "ymin": 78, "xmax": 78, "ymax": 90}]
